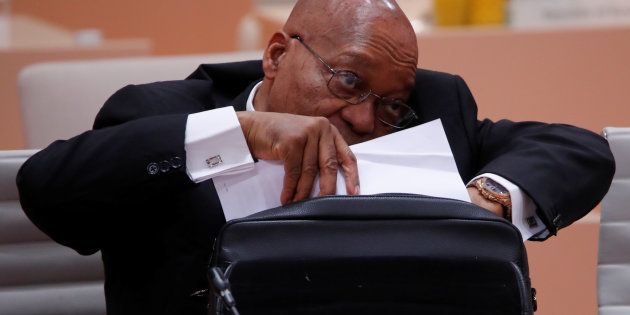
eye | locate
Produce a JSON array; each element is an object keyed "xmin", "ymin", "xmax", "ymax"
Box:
[
  {"xmin": 377, "ymin": 99, "xmax": 412, "ymax": 125},
  {"xmin": 336, "ymin": 71, "xmax": 361, "ymax": 90},
  {"xmin": 382, "ymin": 99, "xmax": 405, "ymax": 115}
]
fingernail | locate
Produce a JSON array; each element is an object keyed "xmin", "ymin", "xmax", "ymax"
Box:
[{"xmin": 355, "ymin": 185, "xmax": 360, "ymax": 195}]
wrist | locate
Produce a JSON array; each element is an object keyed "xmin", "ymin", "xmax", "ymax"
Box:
[
  {"xmin": 469, "ymin": 177, "xmax": 512, "ymax": 220},
  {"xmin": 236, "ymin": 111, "xmax": 255, "ymax": 157},
  {"xmin": 236, "ymin": 111, "xmax": 252, "ymax": 133}
]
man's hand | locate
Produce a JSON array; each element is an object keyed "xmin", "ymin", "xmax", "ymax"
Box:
[
  {"xmin": 237, "ymin": 111, "xmax": 359, "ymax": 205},
  {"xmin": 467, "ymin": 187, "xmax": 504, "ymax": 218}
]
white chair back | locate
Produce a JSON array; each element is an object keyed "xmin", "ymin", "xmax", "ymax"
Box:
[
  {"xmin": 18, "ymin": 50, "xmax": 262, "ymax": 148},
  {"xmin": 598, "ymin": 127, "xmax": 630, "ymax": 315},
  {"xmin": 1, "ymin": 150, "xmax": 106, "ymax": 315}
]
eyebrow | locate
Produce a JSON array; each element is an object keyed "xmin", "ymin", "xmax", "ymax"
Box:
[{"xmin": 333, "ymin": 51, "xmax": 373, "ymax": 69}]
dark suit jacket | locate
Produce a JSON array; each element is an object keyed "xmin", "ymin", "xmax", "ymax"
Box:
[{"xmin": 16, "ymin": 60, "xmax": 615, "ymax": 315}]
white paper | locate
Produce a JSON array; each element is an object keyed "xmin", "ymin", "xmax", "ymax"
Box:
[{"xmin": 213, "ymin": 119, "xmax": 471, "ymax": 221}]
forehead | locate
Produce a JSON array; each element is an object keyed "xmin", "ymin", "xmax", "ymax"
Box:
[
  {"xmin": 322, "ymin": 35, "xmax": 417, "ymax": 97},
  {"xmin": 323, "ymin": 41, "xmax": 417, "ymax": 97}
]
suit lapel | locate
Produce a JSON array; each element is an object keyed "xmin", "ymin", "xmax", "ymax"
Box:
[
  {"xmin": 187, "ymin": 60, "xmax": 264, "ymax": 111},
  {"xmin": 227, "ymin": 80, "xmax": 260, "ymax": 112}
]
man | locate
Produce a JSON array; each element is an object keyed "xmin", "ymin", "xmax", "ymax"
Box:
[{"xmin": 17, "ymin": 0, "xmax": 614, "ymax": 314}]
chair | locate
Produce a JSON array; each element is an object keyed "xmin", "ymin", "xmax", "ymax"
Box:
[
  {"xmin": 598, "ymin": 127, "xmax": 630, "ymax": 315},
  {"xmin": 0, "ymin": 150, "xmax": 106, "ymax": 315},
  {"xmin": 18, "ymin": 50, "xmax": 262, "ymax": 149},
  {"xmin": 9, "ymin": 51, "xmax": 262, "ymax": 314}
]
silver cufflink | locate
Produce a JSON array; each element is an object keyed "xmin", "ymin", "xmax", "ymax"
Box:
[
  {"xmin": 526, "ymin": 216, "xmax": 539, "ymax": 228},
  {"xmin": 206, "ymin": 155, "xmax": 223, "ymax": 168}
]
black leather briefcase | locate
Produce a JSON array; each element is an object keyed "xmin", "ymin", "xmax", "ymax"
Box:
[{"xmin": 208, "ymin": 194, "xmax": 537, "ymax": 315}]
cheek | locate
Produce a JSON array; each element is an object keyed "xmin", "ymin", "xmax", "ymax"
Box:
[
  {"xmin": 305, "ymin": 74, "xmax": 352, "ymax": 116},
  {"xmin": 288, "ymin": 79, "xmax": 345, "ymax": 117},
  {"xmin": 373, "ymin": 125, "xmax": 393, "ymax": 138},
  {"xmin": 293, "ymin": 81, "xmax": 323, "ymax": 114},
  {"xmin": 268, "ymin": 62, "xmax": 347, "ymax": 117},
  {"xmin": 301, "ymin": 97, "xmax": 346, "ymax": 117}
]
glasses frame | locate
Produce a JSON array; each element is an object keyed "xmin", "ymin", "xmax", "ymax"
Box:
[{"xmin": 291, "ymin": 35, "xmax": 418, "ymax": 129}]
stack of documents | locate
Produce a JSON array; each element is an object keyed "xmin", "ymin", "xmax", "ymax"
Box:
[{"xmin": 214, "ymin": 119, "xmax": 470, "ymax": 221}]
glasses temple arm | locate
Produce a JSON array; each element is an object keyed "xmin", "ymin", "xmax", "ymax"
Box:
[{"xmin": 292, "ymin": 35, "xmax": 337, "ymax": 74}]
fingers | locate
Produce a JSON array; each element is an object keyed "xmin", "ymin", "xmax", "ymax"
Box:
[
  {"xmin": 317, "ymin": 125, "xmax": 340, "ymax": 196},
  {"xmin": 281, "ymin": 142, "xmax": 305, "ymax": 205},
  {"xmin": 284, "ymin": 120, "xmax": 359, "ymax": 203},
  {"xmin": 334, "ymin": 128, "xmax": 360, "ymax": 195},
  {"xmin": 293, "ymin": 118, "xmax": 340, "ymax": 201},
  {"xmin": 292, "ymin": 133, "xmax": 320, "ymax": 202},
  {"xmin": 248, "ymin": 112, "xmax": 359, "ymax": 204}
]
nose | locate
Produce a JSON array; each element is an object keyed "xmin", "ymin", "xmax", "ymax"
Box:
[{"xmin": 339, "ymin": 99, "xmax": 376, "ymax": 135}]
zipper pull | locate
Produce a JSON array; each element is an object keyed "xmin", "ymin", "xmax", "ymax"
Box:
[
  {"xmin": 531, "ymin": 287, "xmax": 538, "ymax": 312},
  {"xmin": 210, "ymin": 267, "xmax": 240, "ymax": 315}
]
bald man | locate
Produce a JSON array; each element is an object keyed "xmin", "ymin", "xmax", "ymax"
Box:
[{"xmin": 17, "ymin": 0, "xmax": 614, "ymax": 314}]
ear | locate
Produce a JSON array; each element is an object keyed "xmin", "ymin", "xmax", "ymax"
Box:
[{"xmin": 262, "ymin": 32, "xmax": 290, "ymax": 80}]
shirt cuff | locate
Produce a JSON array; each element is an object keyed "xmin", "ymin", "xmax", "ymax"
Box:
[
  {"xmin": 468, "ymin": 173, "xmax": 547, "ymax": 240},
  {"xmin": 185, "ymin": 107, "xmax": 254, "ymax": 183}
]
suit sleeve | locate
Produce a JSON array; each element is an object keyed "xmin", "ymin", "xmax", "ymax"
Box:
[
  {"xmin": 453, "ymin": 75, "xmax": 615, "ymax": 239},
  {"xmin": 16, "ymin": 85, "xmax": 197, "ymax": 255}
]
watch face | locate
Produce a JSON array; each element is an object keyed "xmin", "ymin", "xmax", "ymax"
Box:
[{"xmin": 484, "ymin": 178, "xmax": 509, "ymax": 195}]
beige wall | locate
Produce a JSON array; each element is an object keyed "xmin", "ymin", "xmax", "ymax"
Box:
[
  {"xmin": 417, "ymin": 26, "xmax": 630, "ymax": 134},
  {"xmin": 526, "ymin": 213, "xmax": 600, "ymax": 315},
  {"xmin": 1, "ymin": 0, "xmax": 253, "ymax": 150},
  {"xmin": 12, "ymin": 0, "xmax": 252, "ymax": 55}
]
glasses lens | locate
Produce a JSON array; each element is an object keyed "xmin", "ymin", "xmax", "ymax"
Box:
[
  {"xmin": 376, "ymin": 98, "xmax": 416, "ymax": 128},
  {"xmin": 328, "ymin": 70, "xmax": 370, "ymax": 104},
  {"xmin": 327, "ymin": 69, "xmax": 417, "ymax": 128}
]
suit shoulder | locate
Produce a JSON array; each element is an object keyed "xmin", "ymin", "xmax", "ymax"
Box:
[
  {"xmin": 416, "ymin": 68, "xmax": 463, "ymax": 86},
  {"xmin": 137, "ymin": 79, "xmax": 215, "ymax": 99},
  {"xmin": 94, "ymin": 80, "xmax": 215, "ymax": 129},
  {"xmin": 114, "ymin": 80, "xmax": 215, "ymax": 108},
  {"xmin": 412, "ymin": 68, "xmax": 467, "ymax": 99}
]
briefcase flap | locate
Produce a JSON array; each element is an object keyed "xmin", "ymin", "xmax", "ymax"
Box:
[
  {"xmin": 213, "ymin": 194, "xmax": 526, "ymax": 269},
  {"xmin": 245, "ymin": 193, "xmax": 506, "ymax": 221}
]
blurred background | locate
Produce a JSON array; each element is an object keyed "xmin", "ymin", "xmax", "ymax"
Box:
[{"xmin": 1, "ymin": 0, "xmax": 629, "ymax": 314}]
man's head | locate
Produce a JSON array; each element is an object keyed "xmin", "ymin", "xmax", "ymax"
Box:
[{"xmin": 254, "ymin": 0, "xmax": 419, "ymax": 145}]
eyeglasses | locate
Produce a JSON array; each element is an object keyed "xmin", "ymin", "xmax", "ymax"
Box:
[{"xmin": 291, "ymin": 35, "xmax": 418, "ymax": 129}]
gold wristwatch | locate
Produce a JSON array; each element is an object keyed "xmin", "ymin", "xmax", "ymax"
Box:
[{"xmin": 471, "ymin": 177, "xmax": 512, "ymax": 221}]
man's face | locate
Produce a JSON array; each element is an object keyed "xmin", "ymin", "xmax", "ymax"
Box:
[{"xmin": 266, "ymin": 34, "xmax": 417, "ymax": 145}]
